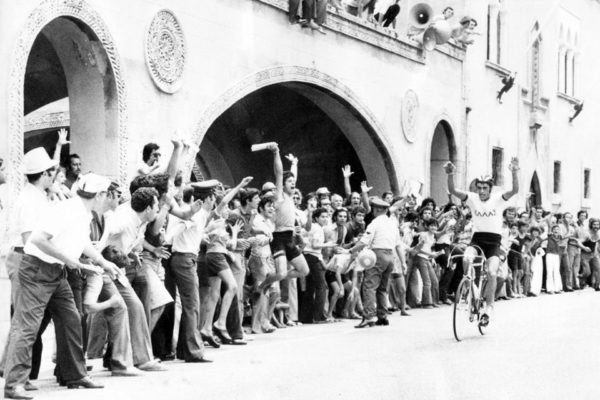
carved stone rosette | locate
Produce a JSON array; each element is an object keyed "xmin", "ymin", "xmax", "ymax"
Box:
[
  {"xmin": 401, "ymin": 90, "xmax": 419, "ymax": 143},
  {"xmin": 145, "ymin": 9, "xmax": 186, "ymax": 94}
]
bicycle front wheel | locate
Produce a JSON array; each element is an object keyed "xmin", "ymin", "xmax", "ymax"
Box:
[{"xmin": 453, "ymin": 279, "xmax": 472, "ymax": 342}]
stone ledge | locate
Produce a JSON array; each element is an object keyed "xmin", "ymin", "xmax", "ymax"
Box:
[
  {"xmin": 557, "ymin": 91, "xmax": 581, "ymax": 105},
  {"xmin": 485, "ymin": 60, "xmax": 511, "ymax": 76},
  {"xmin": 253, "ymin": 0, "xmax": 465, "ymax": 64}
]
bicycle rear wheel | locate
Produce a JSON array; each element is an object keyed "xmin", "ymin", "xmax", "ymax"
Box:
[{"xmin": 453, "ymin": 279, "xmax": 472, "ymax": 342}]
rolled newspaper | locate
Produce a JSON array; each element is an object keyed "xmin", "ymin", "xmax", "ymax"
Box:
[{"xmin": 251, "ymin": 142, "xmax": 276, "ymax": 152}]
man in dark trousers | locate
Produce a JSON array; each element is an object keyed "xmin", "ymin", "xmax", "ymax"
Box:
[{"xmin": 3, "ymin": 174, "xmax": 120, "ymax": 399}]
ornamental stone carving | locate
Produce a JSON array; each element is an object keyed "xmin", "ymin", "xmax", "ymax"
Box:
[
  {"xmin": 145, "ymin": 10, "xmax": 186, "ymax": 93},
  {"xmin": 401, "ymin": 90, "xmax": 419, "ymax": 143}
]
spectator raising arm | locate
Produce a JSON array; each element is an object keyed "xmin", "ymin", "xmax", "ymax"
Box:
[
  {"xmin": 53, "ymin": 128, "xmax": 70, "ymax": 168},
  {"xmin": 215, "ymin": 176, "xmax": 254, "ymax": 217},
  {"xmin": 342, "ymin": 165, "xmax": 353, "ymax": 200},
  {"xmin": 286, "ymin": 153, "xmax": 298, "ymax": 183},
  {"xmin": 270, "ymin": 142, "xmax": 284, "ymax": 201},
  {"xmin": 444, "ymin": 161, "xmax": 468, "ymax": 202},
  {"xmin": 360, "ymin": 181, "xmax": 372, "ymax": 214}
]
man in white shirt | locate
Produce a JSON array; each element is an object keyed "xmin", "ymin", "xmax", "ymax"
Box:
[
  {"xmin": 350, "ymin": 197, "xmax": 404, "ymax": 328},
  {"xmin": 98, "ymin": 187, "xmax": 166, "ymax": 372},
  {"xmin": 0, "ymin": 148, "xmax": 56, "ymax": 389},
  {"xmin": 445, "ymin": 157, "xmax": 519, "ymax": 325},
  {"xmin": 169, "ymin": 181, "xmax": 219, "ymax": 362},
  {"xmin": 4, "ymin": 174, "xmax": 120, "ymax": 399}
]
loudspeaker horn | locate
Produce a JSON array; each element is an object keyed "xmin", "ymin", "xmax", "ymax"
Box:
[{"xmin": 409, "ymin": 3, "xmax": 434, "ymax": 29}]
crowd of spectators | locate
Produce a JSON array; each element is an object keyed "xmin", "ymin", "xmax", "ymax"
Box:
[{"xmin": 0, "ymin": 131, "xmax": 598, "ymax": 399}]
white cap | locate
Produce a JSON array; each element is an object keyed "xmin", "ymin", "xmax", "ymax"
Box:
[
  {"xmin": 262, "ymin": 182, "xmax": 276, "ymax": 192},
  {"xmin": 316, "ymin": 187, "xmax": 331, "ymax": 195},
  {"xmin": 23, "ymin": 148, "xmax": 58, "ymax": 174},
  {"xmin": 77, "ymin": 173, "xmax": 111, "ymax": 195}
]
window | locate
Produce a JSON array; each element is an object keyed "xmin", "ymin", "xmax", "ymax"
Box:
[
  {"xmin": 584, "ymin": 169, "xmax": 591, "ymax": 199},
  {"xmin": 486, "ymin": 3, "xmax": 504, "ymax": 64},
  {"xmin": 553, "ymin": 161, "xmax": 561, "ymax": 194},
  {"xmin": 492, "ymin": 148, "xmax": 504, "ymax": 186},
  {"xmin": 557, "ymin": 25, "xmax": 578, "ymax": 97}
]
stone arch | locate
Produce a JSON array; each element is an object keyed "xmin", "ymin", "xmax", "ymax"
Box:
[
  {"xmin": 188, "ymin": 65, "xmax": 399, "ymax": 193},
  {"xmin": 5, "ymin": 0, "xmax": 127, "ymax": 218},
  {"xmin": 424, "ymin": 114, "xmax": 461, "ymax": 202}
]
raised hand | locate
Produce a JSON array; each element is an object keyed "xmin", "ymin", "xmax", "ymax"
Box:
[
  {"xmin": 508, "ymin": 157, "xmax": 520, "ymax": 172},
  {"xmin": 230, "ymin": 219, "xmax": 244, "ymax": 236},
  {"xmin": 240, "ymin": 176, "xmax": 253, "ymax": 187},
  {"xmin": 285, "ymin": 154, "xmax": 298, "ymax": 165},
  {"xmin": 342, "ymin": 165, "xmax": 354, "ymax": 178},
  {"xmin": 360, "ymin": 181, "xmax": 372, "ymax": 194},
  {"xmin": 171, "ymin": 136, "xmax": 183, "ymax": 148},
  {"xmin": 191, "ymin": 198, "xmax": 203, "ymax": 214},
  {"xmin": 443, "ymin": 161, "xmax": 456, "ymax": 175},
  {"xmin": 57, "ymin": 128, "xmax": 70, "ymax": 145},
  {"xmin": 266, "ymin": 142, "xmax": 279, "ymax": 152}
]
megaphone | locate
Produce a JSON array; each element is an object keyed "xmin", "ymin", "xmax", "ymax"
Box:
[
  {"xmin": 418, "ymin": 19, "xmax": 454, "ymax": 51},
  {"xmin": 409, "ymin": 3, "xmax": 434, "ymax": 29}
]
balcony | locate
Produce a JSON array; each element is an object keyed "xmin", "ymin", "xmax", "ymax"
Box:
[{"xmin": 254, "ymin": 0, "xmax": 466, "ymax": 64}]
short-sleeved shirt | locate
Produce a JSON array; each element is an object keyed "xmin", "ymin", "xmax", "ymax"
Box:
[
  {"xmin": 360, "ymin": 214, "xmax": 401, "ymax": 250},
  {"xmin": 465, "ymin": 192, "xmax": 509, "ymax": 235},
  {"xmin": 304, "ymin": 224, "xmax": 325, "ymax": 260},
  {"xmin": 251, "ymin": 213, "xmax": 274, "ymax": 258},
  {"xmin": 9, "ymin": 183, "xmax": 50, "ymax": 247},
  {"xmin": 24, "ymin": 196, "xmax": 92, "ymax": 265},
  {"xmin": 172, "ymin": 208, "xmax": 210, "ymax": 254},
  {"xmin": 101, "ymin": 202, "xmax": 146, "ymax": 254},
  {"xmin": 417, "ymin": 231, "xmax": 436, "ymax": 260}
]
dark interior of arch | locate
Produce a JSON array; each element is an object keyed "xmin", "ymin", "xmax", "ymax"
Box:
[
  {"xmin": 198, "ymin": 83, "xmax": 369, "ymax": 196},
  {"xmin": 25, "ymin": 33, "xmax": 67, "ymax": 116}
]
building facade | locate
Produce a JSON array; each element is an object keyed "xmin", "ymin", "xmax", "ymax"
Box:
[{"xmin": 0, "ymin": 0, "xmax": 598, "ymax": 246}]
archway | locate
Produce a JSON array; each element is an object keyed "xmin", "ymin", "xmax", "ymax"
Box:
[
  {"xmin": 529, "ymin": 171, "xmax": 542, "ymax": 209},
  {"xmin": 429, "ymin": 120, "xmax": 457, "ymax": 204},
  {"xmin": 6, "ymin": 0, "xmax": 127, "ymax": 211},
  {"xmin": 23, "ymin": 16, "xmax": 120, "ymax": 177},
  {"xmin": 196, "ymin": 81, "xmax": 397, "ymax": 195}
]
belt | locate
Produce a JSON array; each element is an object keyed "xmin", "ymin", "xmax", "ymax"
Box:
[
  {"xmin": 172, "ymin": 251, "xmax": 197, "ymax": 257},
  {"xmin": 372, "ymin": 248, "xmax": 393, "ymax": 253}
]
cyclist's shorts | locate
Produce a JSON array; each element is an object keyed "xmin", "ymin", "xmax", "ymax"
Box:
[{"xmin": 470, "ymin": 232, "xmax": 503, "ymax": 260}]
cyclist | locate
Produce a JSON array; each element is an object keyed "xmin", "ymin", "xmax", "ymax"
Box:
[{"xmin": 444, "ymin": 157, "xmax": 519, "ymax": 326}]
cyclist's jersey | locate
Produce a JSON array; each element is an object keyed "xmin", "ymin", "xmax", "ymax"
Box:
[{"xmin": 465, "ymin": 192, "xmax": 509, "ymax": 235}]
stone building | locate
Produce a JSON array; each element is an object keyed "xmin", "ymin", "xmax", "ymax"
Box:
[{"xmin": 0, "ymin": 0, "xmax": 598, "ymax": 246}]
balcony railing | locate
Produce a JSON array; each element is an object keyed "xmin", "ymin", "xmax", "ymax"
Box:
[{"xmin": 253, "ymin": 0, "xmax": 465, "ymax": 63}]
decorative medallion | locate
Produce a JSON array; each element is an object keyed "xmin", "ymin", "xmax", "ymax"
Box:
[
  {"xmin": 401, "ymin": 89, "xmax": 419, "ymax": 143},
  {"xmin": 145, "ymin": 9, "xmax": 185, "ymax": 93}
]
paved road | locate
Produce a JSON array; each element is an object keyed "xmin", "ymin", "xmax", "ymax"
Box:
[{"xmin": 1, "ymin": 286, "xmax": 600, "ymax": 400}]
